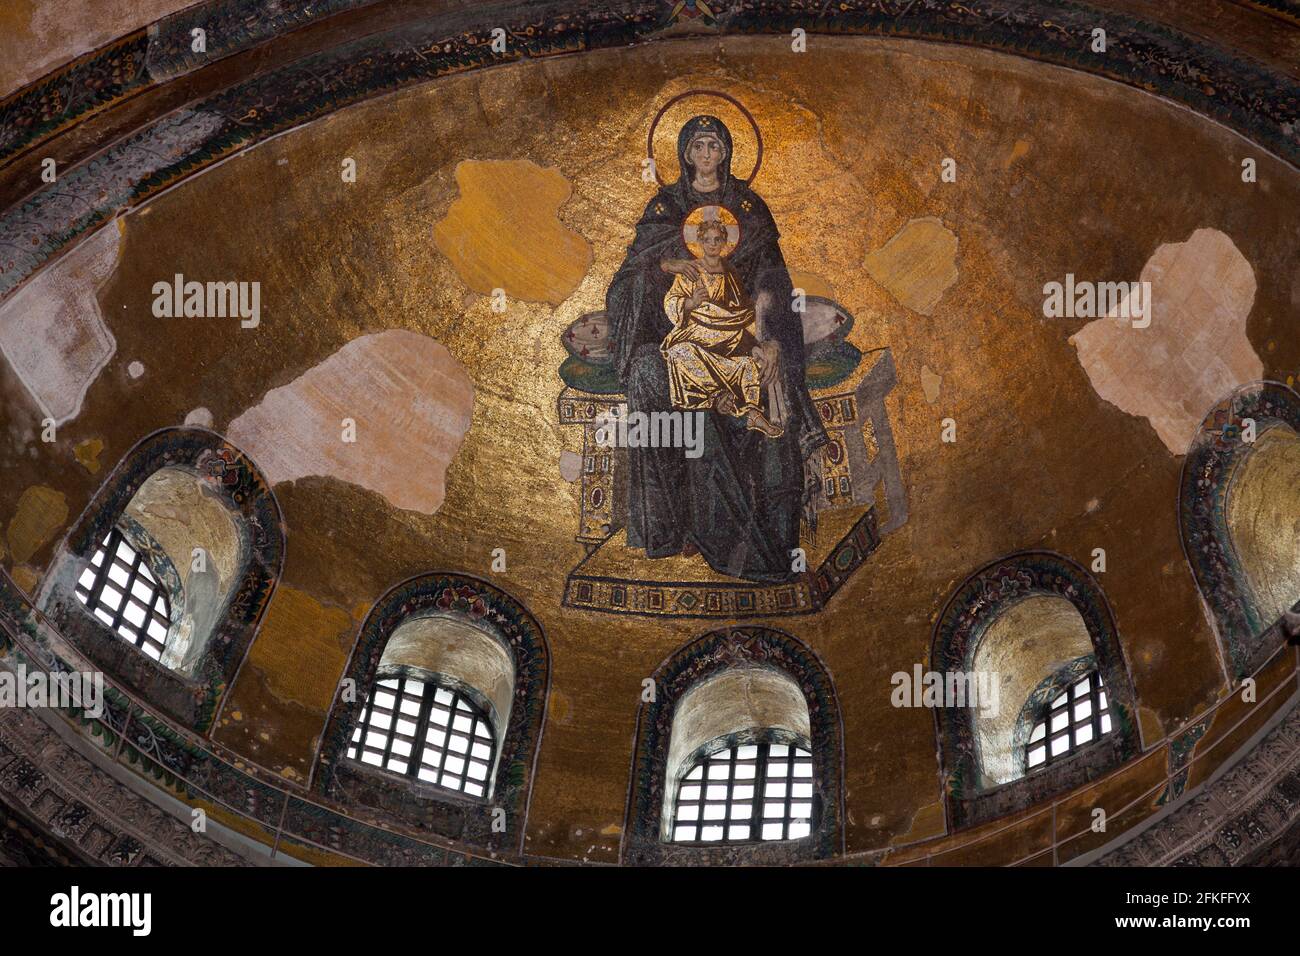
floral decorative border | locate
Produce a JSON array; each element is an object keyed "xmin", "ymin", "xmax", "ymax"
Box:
[
  {"xmin": 1179, "ymin": 382, "xmax": 1300, "ymax": 679},
  {"xmin": 930, "ymin": 551, "xmax": 1140, "ymax": 829},
  {"xmin": 2, "ymin": 0, "xmax": 1297, "ymax": 304},
  {"xmin": 313, "ymin": 573, "xmax": 550, "ymax": 856},
  {"xmin": 42, "ymin": 427, "xmax": 284, "ymax": 734},
  {"xmin": 622, "ymin": 626, "xmax": 844, "ymax": 864}
]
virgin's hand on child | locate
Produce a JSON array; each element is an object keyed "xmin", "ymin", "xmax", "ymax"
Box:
[{"xmin": 661, "ymin": 258, "xmax": 702, "ymax": 281}]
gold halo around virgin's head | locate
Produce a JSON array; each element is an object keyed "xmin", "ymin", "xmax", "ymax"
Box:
[
  {"xmin": 647, "ymin": 89, "xmax": 763, "ymax": 187},
  {"xmin": 682, "ymin": 205, "xmax": 740, "ymax": 259}
]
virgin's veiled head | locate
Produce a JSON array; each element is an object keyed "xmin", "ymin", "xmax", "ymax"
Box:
[{"xmin": 677, "ymin": 115, "xmax": 732, "ymax": 185}]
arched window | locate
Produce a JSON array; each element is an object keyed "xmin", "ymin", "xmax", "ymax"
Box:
[
  {"xmin": 1023, "ymin": 670, "xmax": 1111, "ymax": 772},
  {"xmin": 345, "ymin": 612, "xmax": 513, "ymax": 799},
  {"xmin": 671, "ymin": 739, "xmax": 815, "ymax": 844},
  {"xmin": 37, "ymin": 429, "xmax": 284, "ymax": 732},
  {"xmin": 931, "ymin": 552, "xmax": 1140, "ymax": 829},
  {"xmin": 315, "ymin": 575, "xmax": 548, "ymax": 853},
  {"xmin": 74, "ymin": 525, "xmax": 175, "ymax": 662},
  {"xmin": 624, "ymin": 627, "xmax": 843, "ymax": 865},
  {"xmin": 662, "ymin": 666, "xmax": 817, "ymax": 844},
  {"xmin": 1181, "ymin": 383, "xmax": 1300, "ymax": 677}
]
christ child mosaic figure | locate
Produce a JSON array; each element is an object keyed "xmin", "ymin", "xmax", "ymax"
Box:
[{"xmin": 661, "ymin": 206, "xmax": 783, "ymax": 437}]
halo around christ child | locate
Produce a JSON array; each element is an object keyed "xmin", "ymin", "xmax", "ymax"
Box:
[{"xmin": 683, "ymin": 205, "xmax": 740, "ymax": 259}]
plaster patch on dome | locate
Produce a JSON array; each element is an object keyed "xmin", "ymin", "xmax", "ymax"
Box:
[
  {"xmin": 864, "ymin": 217, "xmax": 959, "ymax": 316},
  {"xmin": 1070, "ymin": 228, "xmax": 1261, "ymax": 456},
  {"xmin": 559, "ymin": 450, "xmax": 582, "ymax": 482},
  {"xmin": 73, "ymin": 438, "xmax": 104, "ymax": 474},
  {"xmin": 433, "ymin": 159, "xmax": 592, "ymax": 306},
  {"xmin": 226, "ymin": 330, "xmax": 474, "ymax": 514},
  {"xmin": 244, "ymin": 586, "xmax": 354, "ymax": 711},
  {"xmin": 788, "ymin": 269, "xmax": 837, "ymax": 301},
  {"xmin": 184, "ymin": 406, "xmax": 214, "ymax": 427},
  {"xmin": 921, "ymin": 364, "xmax": 942, "ymax": 404},
  {"xmin": 0, "ymin": 221, "xmax": 119, "ymax": 424},
  {"xmin": 5, "ymin": 484, "xmax": 68, "ymax": 566}
]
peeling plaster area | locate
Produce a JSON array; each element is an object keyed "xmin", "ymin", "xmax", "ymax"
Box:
[
  {"xmin": 226, "ymin": 330, "xmax": 474, "ymax": 514},
  {"xmin": 5, "ymin": 484, "xmax": 68, "ymax": 566},
  {"xmin": 433, "ymin": 159, "xmax": 593, "ymax": 306},
  {"xmin": 0, "ymin": 0, "xmax": 192, "ymax": 96},
  {"xmin": 1071, "ymin": 228, "xmax": 1262, "ymax": 456},
  {"xmin": 864, "ymin": 217, "xmax": 959, "ymax": 316},
  {"xmin": 0, "ymin": 223, "xmax": 120, "ymax": 424}
]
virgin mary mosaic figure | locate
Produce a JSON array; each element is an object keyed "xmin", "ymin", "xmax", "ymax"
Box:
[{"xmin": 605, "ymin": 113, "xmax": 829, "ymax": 583}]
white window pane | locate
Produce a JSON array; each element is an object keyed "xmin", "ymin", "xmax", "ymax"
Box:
[
  {"xmin": 386, "ymin": 758, "xmax": 408, "ymax": 774},
  {"xmin": 464, "ymin": 782, "xmax": 484, "ymax": 797},
  {"xmin": 761, "ymin": 822, "xmax": 784, "ymax": 840},
  {"xmin": 390, "ymin": 739, "xmax": 412, "ymax": 757},
  {"xmin": 674, "ymin": 825, "xmax": 697, "ymax": 842},
  {"xmin": 1074, "ymin": 699, "xmax": 1092, "ymax": 721},
  {"xmin": 676, "ymin": 804, "xmax": 699, "ymax": 822},
  {"xmin": 1028, "ymin": 746, "xmax": 1046, "ymax": 767},
  {"xmin": 1030, "ymin": 722, "xmax": 1045, "ymax": 743},
  {"xmin": 700, "ymin": 825, "xmax": 724, "ymax": 842},
  {"xmin": 77, "ymin": 568, "xmax": 97, "ymax": 590},
  {"xmin": 679, "ymin": 785, "xmax": 700, "ymax": 802},
  {"xmin": 368, "ymin": 711, "xmax": 392, "ymax": 731},
  {"xmin": 471, "ymin": 742, "xmax": 492, "ymax": 760},
  {"xmin": 361, "ymin": 751, "xmax": 383, "ymax": 767},
  {"xmin": 395, "ymin": 718, "xmax": 417, "ymax": 737},
  {"xmin": 788, "ymin": 820, "xmax": 811, "ymax": 839},
  {"xmin": 1051, "ymin": 711, "xmax": 1069, "ymax": 732},
  {"xmin": 1076, "ymin": 724, "xmax": 1094, "ymax": 745},
  {"xmin": 685, "ymin": 765, "xmax": 703, "ymax": 781},
  {"xmin": 94, "ymin": 607, "xmax": 115, "ymax": 627},
  {"xmin": 1098, "ymin": 691, "xmax": 1108, "ymax": 709},
  {"xmin": 729, "ymin": 803, "xmax": 751, "ymax": 820},
  {"xmin": 706, "ymin": 784, "xmax": 728, "ymax": 800},
  {"xmin": 90, "ymin": 549, "xmax": 105, "ymax": 567},
  {"xmin": 1100, "ymin": 714, "xmax": 1112, "ymax": 734},
  {"xmin": 765, "ymin": 782, "xmax": 787, "ymax": 799},
  {"xmin": 732, "ymin": 785, "xmax": 754, "ymax": 800},
  {"xmin": 147, "ymin": 620, "xmax": 168, "ymax": 641},
  {"xmin": 115, "ymin": 541, "xmax": 135, "ymax": 562},
  {"xmin": 703, "ymin": 804, "xmax": 726, "ymax": 821},
  {"xmin": 123, "ymin": 602, "xmax": 147, "ymax": 627},
  {"xmin": 728, "ymin": 825, "xmax": 751, "ymax": 840},
  {"xmin": 444, "ymin": 756, "xmax": 465, "ymax": 776},
  {"xmin": 769, "ymin": 744, "xmax": 788, "ymax": 758},
  {"xmin": 736, "ymin": 745, "xmax": 758, "ymax": 760},
  {"xmin": 399, "ymin": 696, "xmax": 422, "ymax": 716},
  {"xmin": 733, "ymin": 763, "xmax": 755, "ymax": 780},
  {"xmin": 1050, "ymin": 735, "xmax": 1070, "ymax": 756}
]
